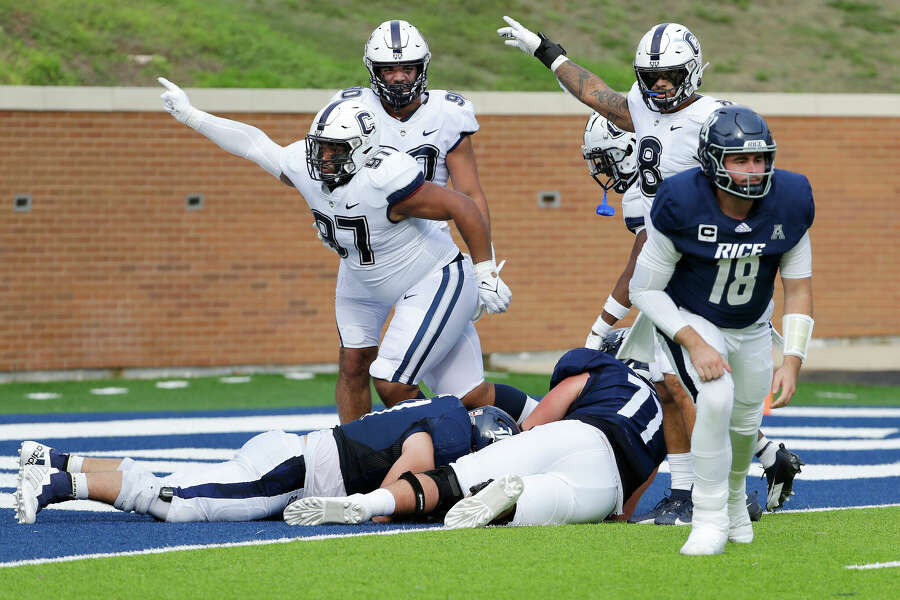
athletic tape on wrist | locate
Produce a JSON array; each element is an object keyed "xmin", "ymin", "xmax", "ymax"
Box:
[
  {"xmin": 782, "ymin": 313, "xmax": 814, "ymax": 359},
  {"xmin": 603, "ymin": 295, "xmax": 630, "ymax": 320}
]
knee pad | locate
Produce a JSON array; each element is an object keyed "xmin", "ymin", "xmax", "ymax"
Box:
[
  {"xmin": 114, "ymin": 470, "xmax": 161, "ymax": 514},
  {"xmin": 422, "ymin": 465, "xmax": 464, "ymax": 514},
  {"xmin": 696, "ymin": 375, "xmax": 734, "ymax": 422}
]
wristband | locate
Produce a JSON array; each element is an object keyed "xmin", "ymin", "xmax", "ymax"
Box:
[
  {"xmin": 782, "ymin": 313, "xmax": 814, "ymax": 360},
  {"xmin": 603, "ymin": 295, "xmax": 630, "ymax": 321},
  {"xmin": 550, "ymin": 55, "xmax": 570, "ymax": 73},
  {"xmin": 534, "ymin": 32, "xmax": 567, "ymax": 70}
]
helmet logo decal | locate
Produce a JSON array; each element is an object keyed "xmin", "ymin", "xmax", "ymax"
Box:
[
  {"xmin": 743, "ymin": 139, "xmax": 766, "ymax": 150},
  {"xmin": 684, "ymin": 31, "xmax": 700, "ymax": 56},
  {"xmin": 356, "ymin": 111, "xmax": 375, "ymax": 135},
  {"xmin": 315, "ymin": 100, "xmax": 343, "ymax": 133}
]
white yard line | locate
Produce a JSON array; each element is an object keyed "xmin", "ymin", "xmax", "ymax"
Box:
[{"xmin": 845, "ymin": 561, "xmax": 900, "ymax": 570}]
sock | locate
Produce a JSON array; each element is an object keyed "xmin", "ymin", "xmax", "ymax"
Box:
[
  {"xmin": 755, "ymin": 437, "xmax": 777, "ymax": 469},
  {"xmin": 492, "ymin": 384, "xmax": 531, "ymax": 423},
  {"xmin": 667, "ymin": 452, "xmax": 694, "ymax": 491},
  {"xmin": 67, "ymin": 455, "xmax": 85, "ymax": 473},
  {"xmin": 48, "ymin": 449, "xmax": 70, "ymax": 471},
  {"xmin": 40, "ymin": 472, "xmax": 75, "ymax": 508},
  {"xmin": 72, "ymin": 473, "xmax": 90, "ymax": 500},
  {"xmin": 358, "ymin": 488, "xmax": 396, "ymax": 517}
]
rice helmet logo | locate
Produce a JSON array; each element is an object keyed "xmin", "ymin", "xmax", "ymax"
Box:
[
  {"xmin": 743, "ymin": 139, "xmax": 767, "ymax": 150},
  {"xmin": 684, "ymin": 31, "xmax": 700, "ymax": 56}
]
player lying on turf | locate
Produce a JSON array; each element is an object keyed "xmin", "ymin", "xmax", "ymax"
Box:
[
  {"xmin": 13, "ymin": 397, "xmax": 517, "ymax": 524},
  {"xmin": 284, "ymin": 342, "xmax": 667, "ymax": 528}
]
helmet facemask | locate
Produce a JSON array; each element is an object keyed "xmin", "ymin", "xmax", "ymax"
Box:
[
  {"xmin": 634, "ymin": 63, "xmax": 695, "ymax": 111},
  {"xmin": 306, "ymin": 136, "xmax": 363, "ymax": 187},
  {"xmin": 584, "ymin": 145, "xmax": 637, "ymax": 193},
  {"xmin": 707, "ymin": 145, "xmax": 776, "ymax": 200},
  {"xmin": 582, "ymin": 113, "xmax": 638, "ymax": 193},
  {"xmin": 368, "ymin": 61, "xmax": 428, "ymax": 111}
]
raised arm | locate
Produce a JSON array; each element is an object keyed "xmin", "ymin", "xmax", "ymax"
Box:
[
  {"xmin": 497, "ymin": 16, "xmax": 633, "ymax": 131},
  {"xmin": 157, "ymin": 77, "xmax": 287, "ymax": 182}
]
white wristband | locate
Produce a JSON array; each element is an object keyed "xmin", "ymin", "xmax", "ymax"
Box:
[
  {"xmin": 603, "ymin": 295, "xmax": 630, "ymax": 321},
  {"xmin": 782, "ymin": 313, "xmax": 814, "ymax": 360},
  {"xmin": 550, "ymin": 55, "xmax": 570, "ymax": 73}
]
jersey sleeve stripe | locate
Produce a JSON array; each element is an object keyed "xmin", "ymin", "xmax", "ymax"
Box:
[
  {"xmin": 447, "ymin": 131, "xmax": 476, "ymax": 154},
  {"xmin": 386, "ymin": 172, "xmax": 426, "ymax": 206}
]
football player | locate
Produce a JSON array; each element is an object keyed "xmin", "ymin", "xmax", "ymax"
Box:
[
  {"xmin": 326, "ymin": 20, "xmax": 524, "ymax": 425},
  {"xmin": 14, "ymin": 398, "xmax": 517, "ymax": 524},
  {"xmin": 284, "ymin": 344, "xmax": 666, "ymax": 528},
  {"xmin": 155, "ymin": 80, "xmax": 535, "ymax": 422},
  {"xmin": 628, "ymin": 105, "xmax": 815, "ymax": 554},
  {"xmin": 504, "ymin": 18, "xmax": 802, "ymax": 521}
]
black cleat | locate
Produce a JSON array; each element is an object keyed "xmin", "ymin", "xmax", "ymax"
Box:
[
  {"xmin": 627, "ymin": 489, "xmax": 692, "ymax": 525},
  {"xmin": 746, "ymin": 490, "xmax": 763, "ymax": 522},
  {"xmin": 763, "ymin": 443, "xmax": 804, "ymax": 511}
]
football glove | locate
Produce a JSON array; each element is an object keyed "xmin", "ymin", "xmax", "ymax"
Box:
[
  {"xmin": 312, "ymin": 222, "xmax": 341, "ymax": 254},
  {"xmin": 473, "ymin": 259, "xmax": 511, "ymax": 314},
  {"xmin": 497, "ymin": 16, "xmax": 567, "ymax": 70},
  {"xmin": 157, "ymin": 76, "xmax": 203, "ymax": 128},
  {"xmin": 585, "ymin": 315, "xmax": 614, "ymax": 350}
]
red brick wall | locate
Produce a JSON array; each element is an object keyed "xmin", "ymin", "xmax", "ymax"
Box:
[{"xmin": 1, "ymin": 110, "xmax": 896, "ymax": 371}]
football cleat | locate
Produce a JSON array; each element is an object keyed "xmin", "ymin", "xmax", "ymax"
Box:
[
  {"xmin": 18, "ymin": 441, "xmax": 53, "ymax": 469},
  {"xmin": 627, "ymin": 489, "xmax": 692, "ymax": 525},
  {"xmin": 728, "ymin": 496, "xmax": 754, "ymax": 544},
  {"xmin": 15, "ymin": 465, "xmax": 53, "ymax": 524},
  {"xmin": 763, "ymin": 443, "xmax": 804, "ymax": 511},
  {"xmin": 444, "ymin": 474, "xmax": 523, "ymax": 529},
  {"xmin": 283, "ymin": 495, "xmax": 371, "ymax": 526},
  {"xmin": 746, "ymin": 490, "xmax": 763, "ymax": 522},
  {"xmin": 680, "ymin": 523, "xmax": 727, "ymax": 556}
]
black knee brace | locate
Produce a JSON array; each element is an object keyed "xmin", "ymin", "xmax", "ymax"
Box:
[
  {"xmin": 399, "ymin": 471, "xmax": 426, "ymax": 516},
  {"xmin": 422, "ymin": 465, "xmax": 464, "ymax": 514}
]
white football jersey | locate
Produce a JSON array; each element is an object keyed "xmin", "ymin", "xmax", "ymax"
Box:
[
  {"xmin": 280, "ymin": 143, "xmax": 460, "ymax": 304},
  {"xmin": 328, "ymin": 87, "xmax": 479, "ymax": 187},
  {"xmin": 620, "ymin": 182, "xmax": 645, "ymax": 234},
  {"xmin": 626, "ymin": 83, "xmax": 730, "ymax": 215}
]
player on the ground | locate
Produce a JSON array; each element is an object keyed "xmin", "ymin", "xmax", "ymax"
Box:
[
  {"xmin": 14, "ymin": 397, "xmax": 517, "ymax": 524},
  {"xmin": 627, "ymin": 105, "xmax": 815, "ymax": 554},
  {"xmin": 284, "ymin": 342, "xmax": 666, "ymax": 529},
  {"xmin": 503, "ymin": 18, "xmax": 802, "ymax": 519},
  {"xmin": 155, "ymin": 80, "xmax": 536, "ymax": 421},
  {"xmin": 327, "ymin": 20, "xmax": 529, "ymax": 424}
]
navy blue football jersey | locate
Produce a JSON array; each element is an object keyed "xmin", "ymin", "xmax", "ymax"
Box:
[
  {"xmin": 550, "ymin": 348, "xmax": 667, "ymax": 499},
  {"xmin": 333, "ymin": 396, "xmax": 473, "ymax": 494},
  {"xmin": 650, "ymin": 168, "xmax": 815, "ymax": 328}
]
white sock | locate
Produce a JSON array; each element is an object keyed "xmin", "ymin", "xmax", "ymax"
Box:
[
  {"xmin": 667, "ymin": 452, "xmax": 694, "ymax": 491},
  {"xmin": 72, "ymin": 473, "xmax": 90, "ymax": 500},
  {"xmin": 358, "ymin": 488, "xmax": 396, "ymax": 517},
  {"xmin": 755, "ymin": 437, "xmax": 777, "ymax": 469},
  {"xmin": 67, "ymin": 455, "xmax": 85, "ymax": 473}
]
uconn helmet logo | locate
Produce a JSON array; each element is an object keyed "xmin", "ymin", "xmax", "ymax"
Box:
[{"xmin": 684, "ymin": 31, "xmax": 700, "ymax": 56}]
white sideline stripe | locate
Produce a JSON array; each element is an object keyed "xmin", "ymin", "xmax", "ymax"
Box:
[
  {"xmin": 759, "ymin": 439, "xmax": 900, "ymax": 451},
  {"xmin": 0, "ymin": 449, "xmax": 235, "ymax": 470},
  {"xmin": 655, "ymin": 462, "xmax": 900, "ymax": 480},
  {"xmin": 0, "ymin": 413, "xmax": 339, "ymax": 441},
  {"xmin": 770, "ymin": 407, "xmax": 900, "ymax": 418},
  {"xmin": 759, "ymin": 427, "xmax": 897, "ymax": 439},
  {"xmin": 0, "ymin": 525, "xmax": 442, "ymax": 569},
  {"xmin": 845, "ymin": 561, "xmax": 900, "ymax": 570},
  {"xmin": 777, "ymin": 502, "xmax": 900, "ymax": 514}
]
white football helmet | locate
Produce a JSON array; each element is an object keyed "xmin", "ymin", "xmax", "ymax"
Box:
[
  {"xmin": 364, "ymin": 20, "xmax": 431, "ymax": 110},
  {"xmin": 582, "ymin": 112, "xmax": 638, "ymax": 193},
  {"xmin": 306, "ymin": 100, "xmax": 379, "ymax": 187},
  {"xmin": 633, "ymin": 23, "xmax": 707, "ymax": 112}
]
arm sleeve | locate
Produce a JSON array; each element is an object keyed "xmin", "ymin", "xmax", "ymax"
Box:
[
  {"xmin": 191, "ymin": 111, "xmax": 285, "ymax": 179},
  {"xmin": 779, "ymin": 231, "xmax": 813, "ymax": 279},
  {"xmin": 629, "ymin": 221, "xmax": 689, "ymax": 339}
]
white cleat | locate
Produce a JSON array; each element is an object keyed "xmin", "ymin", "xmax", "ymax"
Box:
[
  {"xmin": 680, "ymin": 524, "xmax": 727, "ymax": 555},
  {"xmin": 18, "ymin": 441, "xmax": 53, "ymax": 469},
  {"xmin": 444, "ymin": 474, "xmax": 524, "ymax": 529},
  {"xmin": 283, "ymin": 495, "xmax": 371, "ymax": 526},
  {"xmin": 15, "ymin": 465, "xmax": 53, "ymax": 525},
  {"xmin": 728, "ymin": 500, "xmax": 754, "ymax": 544}
]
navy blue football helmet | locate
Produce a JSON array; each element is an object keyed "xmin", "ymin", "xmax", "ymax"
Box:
[
  {"xmin": 599, "ymin": 327, "xmax": 652, "ymax": 381},
  {"xmin": 699, "ymin": 105, "xmax": 776, "ymax": 200},
  {"xmin": 469, "ymin": 406, "xmax": 520, "ymax": 451}
]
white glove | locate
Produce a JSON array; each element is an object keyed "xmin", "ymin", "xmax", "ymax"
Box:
[
  {"xmin": 497, "ymin": 15, "xmax": 541, "ymax": 55},
  {"xmin": 474, "ymin": 259, "xmax": 511, "ymax": 314},
  {"xmin": 585, "ymin": 315, "xmax": 614, "ymax": 350},
  {"xmin": 158, "ymin": 76, "xmax": 203, "ymax": 128}
]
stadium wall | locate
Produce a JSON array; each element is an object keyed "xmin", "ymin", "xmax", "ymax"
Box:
[{"xmin": 1, "ymin": 87, "xmax": 897, "ymax": 372}]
